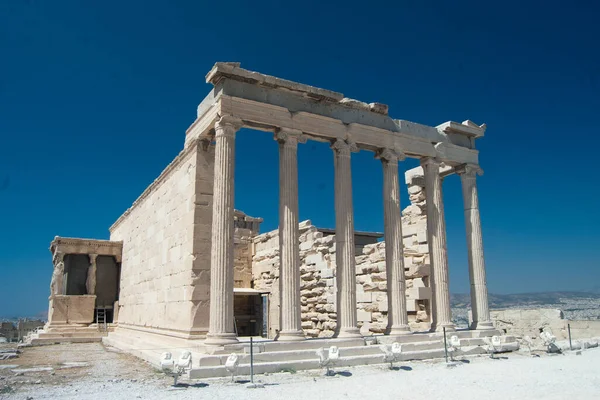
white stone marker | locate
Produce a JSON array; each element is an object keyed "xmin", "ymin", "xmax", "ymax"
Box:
[
  {"xmin": 379, "ymin": 149, "xmax": 411, "ymax": 335},
  {"xmin": 332, "ymin": 139, "xmax": 361, "ymax": 338},
  {"xmin": 456, "ymin": 164, "xmax": 493, "ymax": 330},
  {"xmin": 205, "ymin": 115, "xmax": 242, "ymax": 345},
  {"xmin": 421, "ymin": 157, "xmax": 454, "ymax": 332},
  {"xmin": 275, "ymin": 128, "xmax": 306, "ymax": 341}
]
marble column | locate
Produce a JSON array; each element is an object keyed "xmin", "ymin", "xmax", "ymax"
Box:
[
  {"xmin": 275, "ymin": 128, "xmax": 306, "ymax": 341},
  {"xmin": 456, "ymin": 164, "xmax": 493, "ymax": 330},
  {"xmin": 421, "ymin": 157, "xmax": 454, "ymax": 332},
  {"xmin": 378, "ymin": 149, "xmax": 411, "ymax": 335},
  {"xmin": 332, "ymin": 139, "xmax": 361, "ymax": 338},
  {"xmin": 205, "ymin": 115, "xmax": 243, "ymax": 346},
  {"xmin": 86, "ymin": 254, "xmax": 98, "ymax": 295}
]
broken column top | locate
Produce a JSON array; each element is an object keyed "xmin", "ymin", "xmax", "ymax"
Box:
[{"xmin": 205, "ymin": 62, "xmax": 389, "ymax": 115}]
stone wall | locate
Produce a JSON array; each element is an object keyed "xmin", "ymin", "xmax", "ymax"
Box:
[
  {"xmin": 252, "ymin": 167, "xmax": 432, "ymax": 338},
  {"xmin": 47, "ymin": 295, "xmax": 96, "ymax": 325},
  {"xmin": 109, "ymin": 140, "xmax": 215, "ymax": 337},
  {"xmin": 490, "ymin": 308, "xmax": 600, "ymax": 341},
  {"xmin": 233, "ymin": 211, "xmax": 262, "ymax": 289}
]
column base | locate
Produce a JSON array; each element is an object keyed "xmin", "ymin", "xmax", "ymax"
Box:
[
  {"xmin": 204, "ymin": 333, "xmax": 239, "ymax": 346},
  {"xmin": 276, "ymin": 330, "xmax": 306, "ymax": 341},
  {"xmin": 470, "ymin": 320, "xmax": 494, "ymax": 330},
  {"xmin": 336, "ymin": 327, "xmax": 362, "ymax": 338},
  {"xmin": 389, "ymin": 325, "xmax": 412, "ymax": 336}
]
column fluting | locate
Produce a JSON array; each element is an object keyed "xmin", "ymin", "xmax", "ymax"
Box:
[
  {"xmin": 205, "ymin": 115, "xmax": 242, "ymax": 345},
  {"xmin": 456, "ymin": 164, "xmax": 493, "ymax": 330},
  {"xmin": 421, "ymin": 157, "xmax": 455, "ymax": 332},
  {"xmin": 379, "ymin": 149, "xmax": 411, "ymax": 335},
  {"xmin": 332, "ymin": 139, "xmax": 361, "ymax": 338},
  {"xmin": 275, "ymin": 128, "xmax": 306, "ymax": 341}
]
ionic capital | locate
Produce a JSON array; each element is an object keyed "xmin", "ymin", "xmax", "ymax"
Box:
[
  {"xmin": 420, "ymin": 156, "xmax": 442, "ymax": 169},
  {"xmin": 456, "ymin": 163, "xmax": 483, "ymax": 177},
  {"xmin": 331, "ymin": 139, "xmax": 359, "ymax": 155},
  {"xmin": 274, "ymin": 128, "xmax": 307, "ymax": 146},
  {"xmin": 214, "ymin": 114, "xmax": 243, "ymax": 138},
  {"xmin": 376, "ymin": 148, "xmax": 406, "ymax": 164}
]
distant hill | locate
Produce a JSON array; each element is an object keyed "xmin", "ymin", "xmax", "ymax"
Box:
[
  {"xmin": 0, "ymin": 310, "xmax": 47, "ymax": 322},
  {"xmin": 451, "ymin": 291, "xmax": 600, "ymax": 309}
]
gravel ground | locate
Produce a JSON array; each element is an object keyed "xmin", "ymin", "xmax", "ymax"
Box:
[{"xmin": 1, "ymin": 342, "xmax": 599, "ymax": 399}]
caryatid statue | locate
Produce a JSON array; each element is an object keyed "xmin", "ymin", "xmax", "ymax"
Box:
[
  {"xmin": 50, "ymin": 253, "xmax": 65, "ymax": 298},
  {"xmin": 86, "ymin": 254, "xmax": 97, "ymax": 295}
]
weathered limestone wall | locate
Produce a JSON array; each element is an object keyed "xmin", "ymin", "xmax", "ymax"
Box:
[
  {"xmin": 490, "ymin": 308, "xmax": 600, "ymax": 341},
  {"xmin": 110, "ymin": 140, "xmax": 214, "ymax": 337},
  {"xmin": 252, "ymin": 167, "xmax": 432, "ymax": 338},
  {"xmin": 233, "ymin": 211, "xmax": 262, "ymax": 289}
]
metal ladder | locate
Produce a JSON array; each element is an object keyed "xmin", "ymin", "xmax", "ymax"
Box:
[{"xmin": 96, "ymin": 308, "xmax": 107, "ymax": 332}]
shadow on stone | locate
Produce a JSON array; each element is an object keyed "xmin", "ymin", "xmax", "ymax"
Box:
[
  {"xmin": 390, "ymin": 366, "xmax": 413, "ymax": 371},
  {"xmin": 173, "ymin": 382, "xmax": 209, "ymax": 388},
  {"xmin": 334, "ymin": 371, "xmax": 352, "ymax": 377},
  {"xmin": 458, "ymin": 359, "xmax": 470, "ymax": 364},
  {"xmin": 235, "ymin": 379, "xmax": 251, "ymax": 384}
]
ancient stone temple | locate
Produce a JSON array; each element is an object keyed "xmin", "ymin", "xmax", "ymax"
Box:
[{"xmin": 35, "ymin": 62, "xmax": 515, "ymax": 375}]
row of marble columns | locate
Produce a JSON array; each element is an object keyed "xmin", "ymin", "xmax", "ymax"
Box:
[{"xmin": 205, "ymin": 116, "xmax": 492, "ymax": 345}]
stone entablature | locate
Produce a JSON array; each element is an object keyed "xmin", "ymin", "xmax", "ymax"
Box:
[
  {"xmin": 186, "ymin": 62, "xmax": 485, "ymax": 166},
  {"xmin": 50, "ymin": 236, "xmax": 123, "ymax": 262}
]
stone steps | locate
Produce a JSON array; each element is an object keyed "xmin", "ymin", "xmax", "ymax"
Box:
[
  {"xmin": 37, "ymin": 332, "xmax": 107, "ymax": 339},
  {"xmin": 30, "ymin": 336, "xmax": 104, "ymax": 345},
  {"xmin": 103, "ymin": 329, "xmax": 201, "ymax": 368},
  {"xmin": 103, "ymin": 327, "xmax": 511, "ymax": 379},
  {"xmin": 46, "ymin": 325, "xmax": 115, "ymax": 333},
  {"xmin": 189, "ymin": 347, "xmax": 454, "ymax": 379},
  {"xmin": 27, "ymin": 324, "xmax": 116, "ymax": 346},
  {"xmin": 197, "ymin": 339, "xmax": 446, "ymax": 366}
]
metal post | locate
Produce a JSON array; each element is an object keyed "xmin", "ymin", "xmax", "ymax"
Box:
[
  {"xmin": 568, "ymin": 323, "xmax": 572, "ymax": 351},
  {"xmin": 443, "ymin": 327, "xmax": 448, "ymax": 363},
  {"xmin": 250, "ymin": 336, "xmax": 254, "ymax": 384}
]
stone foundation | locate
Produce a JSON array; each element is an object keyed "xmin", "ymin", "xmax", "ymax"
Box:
[{"xmin": 47, "ymin": 295, "xmax": 96, "ymax": 326}]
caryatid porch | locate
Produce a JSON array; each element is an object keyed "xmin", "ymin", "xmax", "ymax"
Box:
[{"xmin": 191, "ymin": 63, "xmax": 493, "ymax": 345}]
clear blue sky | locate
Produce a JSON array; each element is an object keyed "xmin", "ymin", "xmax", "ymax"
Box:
[{"xmin": 1, "ymin": 1, "xmax": 599, "ymax": 317}]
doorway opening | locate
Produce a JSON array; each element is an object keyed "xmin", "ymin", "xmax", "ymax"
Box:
[{"xmin": 234, "ymin": 289, "xmax": 268, "ymax": 337}]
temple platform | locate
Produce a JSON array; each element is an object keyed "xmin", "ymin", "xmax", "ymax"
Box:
[
  {"xmin": 25, "ymin": 324, "xmax": 116, "ymax": 346},
  {"xmin": 102, "ymin": 327, "xmax": 518, "ymax": 379}
]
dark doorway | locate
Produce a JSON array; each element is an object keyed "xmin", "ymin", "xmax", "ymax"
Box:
[
  {"xmin": 64, "ymin": 254, "xmax": 89, "ymax": 295},
  {"xmin": 234, "ymin": 294, "xmax": 263, "ymax": 337},
  {"xmin": 95, "ymin": 256, "xmax": 119, "ymax": 324},
  {"xmin": 95, "ymin": 256, "xmax": 119, "ymax": 307}
]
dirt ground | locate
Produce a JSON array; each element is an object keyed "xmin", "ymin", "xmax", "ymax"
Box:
[{"xmin": 0, "ymin": 342, "xmax": 170, "ymax": 398}]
